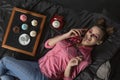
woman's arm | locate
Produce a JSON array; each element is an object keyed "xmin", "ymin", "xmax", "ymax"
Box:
[
  {"xmin": 47, "ymin": 34, "xmax": 68, "ymax": 47},
  {"xmin": 64, "ymin": 56, "xmax": 82, "ymax": 80},
  {"xmin": 48, "ymin": 29, "xmax": 87, "ymax": 47}
]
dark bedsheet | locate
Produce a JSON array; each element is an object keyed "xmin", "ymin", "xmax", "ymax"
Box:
[{"xmin": 0, "ymin": 0, "xmax": 120, "ymax": 80}]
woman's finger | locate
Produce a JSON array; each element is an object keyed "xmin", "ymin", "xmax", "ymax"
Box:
[
  {"xmin": 71, "ymin": 59, "xmax": 79, "ymax": 65},
  {"xmin": 76, "ymin": 56, "xmax": 83, "ymax": 61},
  {"xmin": 71, "ymin": 30, "xmax": 79, "ymax": 36},
  {"xmin": 72, "ymin": 29, "xmax": 81, "ymax": 36}
]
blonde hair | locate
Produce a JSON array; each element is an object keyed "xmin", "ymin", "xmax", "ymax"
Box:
[{"xmin": 95, "ymin": 17, "xmax": 114, "ymax": 41}]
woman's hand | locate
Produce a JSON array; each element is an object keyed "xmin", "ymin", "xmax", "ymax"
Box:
[
  {"xmin": 64, "ymin": 29, "xmax": 88, "ymax": 39},
  {"xmin": 64, "ymin": 56, "xmax": 83, "ymax": 77},
  {"xmin": 67, "ymin": 56, "xmax": 83, "ymax": 67}
]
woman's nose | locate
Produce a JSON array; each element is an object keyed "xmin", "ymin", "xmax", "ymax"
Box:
[{"xmin": 87, "ymin": 34, "xmax": 92, "ymax": 41}]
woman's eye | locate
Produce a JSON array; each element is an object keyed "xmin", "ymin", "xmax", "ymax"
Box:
[
  {"xmin": 89, "ymin": 30, "xmax": 92, "ymax": 33},
  {"xmin": 92, "ymin": 34, "xmax": 98, "ymax": 39}
]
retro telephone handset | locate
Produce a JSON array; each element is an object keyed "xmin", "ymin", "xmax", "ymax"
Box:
[
  {"xmin": 68, "ymin": 28, "xmax": 88, "ymax": 58},
  {"xmin": 81, "ymin": 28, "xmax": 88, "ymax": 37},
  {"xmin": 69, "ymin": 29, "xmax": 88, "ymax": 43}
]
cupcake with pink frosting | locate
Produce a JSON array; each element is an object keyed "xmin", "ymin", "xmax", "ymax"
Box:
[{"xmin": 20, "ymin": 14, "xmax": 27, "ymax": 22}]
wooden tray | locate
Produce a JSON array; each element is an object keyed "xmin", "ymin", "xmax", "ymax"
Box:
[{"xmin": 2, "ymin": 7, "xmax": 46, "ymax": 56}]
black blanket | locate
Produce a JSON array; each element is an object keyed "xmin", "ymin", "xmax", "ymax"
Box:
[{"xmin": 0, "ymin": 0, "xmax": 120, "ymax": 80}]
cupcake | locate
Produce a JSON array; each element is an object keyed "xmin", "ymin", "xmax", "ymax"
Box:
[
  {"xmin": 31, "ymin": 20, "xmax": 38, "ymax": 26},
  {"xmin": 20, "ymin": 14, "xmax": 27, "ymax": 22},
  {"xmin": 18, "ymin": 33, "xmax": 30, "ymax": 46},
  {"xmin": 30, "ymin": 30, "xmax": 37, "ymax": 37},
  {"xmin": 21, "ymin": 24, "xmax": 28, "ymax": 30},
  {"xmin": 13, "ymin": 26, "xmax": 20, "ymax": 33}
]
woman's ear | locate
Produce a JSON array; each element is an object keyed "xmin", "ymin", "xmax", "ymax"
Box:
[{"xmin": 96, "ymin": 41, "xmax": 103, "ymax": 45}]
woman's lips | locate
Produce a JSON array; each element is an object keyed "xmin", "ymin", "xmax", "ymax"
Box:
[
  {"xmin": 83, "ymin": 36, "xmax": 91, "ymax": 42},
  {"xmin": 87, "ymin": 38, "xmax": 91, "ymax": 41}
]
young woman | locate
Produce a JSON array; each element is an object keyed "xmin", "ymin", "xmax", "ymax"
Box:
[{"xmin": 0, "ymin": 18, "xmax": 113, "ymax": 80}]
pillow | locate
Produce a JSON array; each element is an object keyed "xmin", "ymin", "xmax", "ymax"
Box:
[{"xmin": 94, "ymin": 61, "xmax": 111, "ymax": 80}]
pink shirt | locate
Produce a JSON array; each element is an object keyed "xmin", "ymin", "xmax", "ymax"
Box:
[{"xmin": 38, "ymin": 39, "xmax": 93, "ymax": 80}]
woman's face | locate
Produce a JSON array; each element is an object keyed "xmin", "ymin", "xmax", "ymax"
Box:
[{"xmin": 81, "ymin": 26, "xmax": 104, "ymax": 46}]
